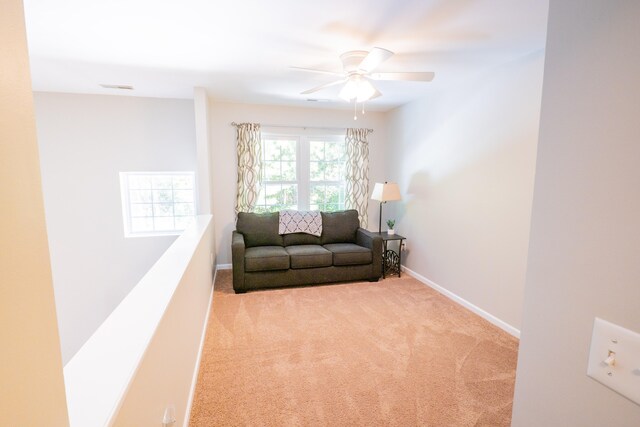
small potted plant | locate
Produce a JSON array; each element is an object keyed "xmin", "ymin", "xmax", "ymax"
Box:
[{"xmin": 386, "ymin": 219, "xmax": 396, "ymax": 235}]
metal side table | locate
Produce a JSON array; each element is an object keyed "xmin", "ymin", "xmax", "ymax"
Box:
[{"xmin": 376, "ymin": 232, "xmax": 406, "ymax": 278}]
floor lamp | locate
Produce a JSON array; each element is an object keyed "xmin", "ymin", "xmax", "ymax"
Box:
[{"xmin": 370, "ymin": 182, "xmax": 402, "ymax": 233}]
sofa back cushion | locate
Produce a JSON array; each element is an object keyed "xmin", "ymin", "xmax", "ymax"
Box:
[
  {"xmin": 236, "ymin": 212, "xmax": 283, "ymax": 248},
  {"xmin": 283, "ymin": 232, "xmax": 321, "ymax": 246},
  {"xmin": 321, "ymin": 210, "xmax": 360, "ymax": 244}
]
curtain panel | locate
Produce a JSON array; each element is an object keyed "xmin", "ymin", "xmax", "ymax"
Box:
[
  {"xmin": 234, "ymin": 122, "xmax": 262, "ymax": 215},
  {"xmin": 344, "ymin": 128, "xmax": 371, "ymax": 227}
]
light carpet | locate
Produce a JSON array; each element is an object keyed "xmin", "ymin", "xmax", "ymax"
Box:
[{"xmin": 189, "ymin": 270, "xmax": 518, "ymax": 426}]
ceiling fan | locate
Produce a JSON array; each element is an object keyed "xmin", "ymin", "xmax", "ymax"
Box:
[{"xmin": 293, "ymin": 47, "xmax": 435, "ymax": 104}]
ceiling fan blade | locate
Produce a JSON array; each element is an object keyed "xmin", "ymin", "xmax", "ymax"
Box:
[
  {"xmin": 358, "ymin": 47, "xmax": 394, "ymax": 73},
  {"xmin": 369, "ymin": 89, "xmax": 382, "ymax": 100},
  {"xmin": 370, "ymin": 72, "xmax": 435, "ymax": 82},
  {"xmin": 290, "ymin": 66, "xmax": 343, "ymax": 76},
  {"xmin": 301, "ymin": 78, "xmax": 346, "ymax": 95}
]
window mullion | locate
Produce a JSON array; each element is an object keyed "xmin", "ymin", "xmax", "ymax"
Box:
[{"xmin": 298, "ymin": 137, "xmax": 310, "ymax": 210}]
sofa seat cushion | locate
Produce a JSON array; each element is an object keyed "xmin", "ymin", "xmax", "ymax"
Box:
[
  {"xmin": 323, "ymin": 243, "xmax": 372, "ymax": 266},
  {"xmin": 283, "ymin": 232, "xmax": 321, "ymax": 246},
  {"xmin": 285, "ymin": 245, "xmax": 333, "ymax": 269},
  {"xmin": 245, "ymin": 246, "xmax": 289, "ymax": 272}
]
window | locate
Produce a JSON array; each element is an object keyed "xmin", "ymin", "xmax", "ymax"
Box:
[
  {"xmin": 120, "ymin": 172, "xmax": 196, "ymax": 237},
  {"xmin": 254, "ymin": 132, "xmax": 345, "ymax": 213},
  {"xmin": 309, "ymin": 139, "xmax": 346, "ymax": 211},
  {"xmin": 255, "ymin": 136, "xmax": 298, "ymax": 212}
]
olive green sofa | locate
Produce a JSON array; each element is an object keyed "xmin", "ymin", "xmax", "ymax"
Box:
[{"xmin": 231, "ymin": 210, "xmax": 382, "ymax": 293}]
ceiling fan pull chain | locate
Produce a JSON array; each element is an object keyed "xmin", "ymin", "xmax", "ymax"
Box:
[{"xmin": 354, "ymin": 100, "xmax": 358, "ymax": 120}]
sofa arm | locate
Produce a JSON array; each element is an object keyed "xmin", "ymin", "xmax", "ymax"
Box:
[
  {"xmin": 356, "ymin": 228, "xmax": 382, "ymax": 279},
  {"xmin": 231, "ymin": 231, "xmax": 246, "ymax": 293}
]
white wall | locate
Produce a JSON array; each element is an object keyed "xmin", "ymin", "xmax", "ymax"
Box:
[
  {"xmin": 386, "ymin": 51, "xmax": 545, "ymax": 331},
  {"xmin": 112, "ymin": 217, "xmax": 213, "ymax": 427},
  {"xmin": 0, "ymin": 0, "xmax": 69, "ymax": 424},
  {"xmin": 63, "ymin": 216, "xmax": 214, "ymax": 427},
  {"xmin": 512, "ymin": 1, "xmax": 640, "ymax": 425},
  {"xmin": 34, "ymin": 92, "xmax": 197, "ymax": 364},
  {"xmin": 209, "ymin": 102, "xmax": 389, "ymax": 265}
]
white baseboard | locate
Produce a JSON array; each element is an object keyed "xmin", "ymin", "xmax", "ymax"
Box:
[
  {"xmin": 182, "ymin": 270, "xmax": 216, "ymax": 427},
  {"xmin": 401, "ymin": 266, "xmax": 520, "ymax": 338},
  {"xmin": 216, "ymin": 263, "xmax": 232, "ymax": 270}
]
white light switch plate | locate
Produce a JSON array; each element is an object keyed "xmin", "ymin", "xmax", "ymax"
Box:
[{"xmin": 587, "ymin": 317, "xmax": 640, "ymax": 406}]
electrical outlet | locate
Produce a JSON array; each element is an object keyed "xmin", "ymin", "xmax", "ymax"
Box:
[
  {"xmin": 587, "ymin": 317, "xmax": 640, "ymax": 405},
  {"xmin": 162, "ymin": 404, "xmax": 176, "ymax": 426}
]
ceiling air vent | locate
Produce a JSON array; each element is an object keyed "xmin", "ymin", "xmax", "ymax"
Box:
[{"xmin": 100, "ymin": 84, "xmax": 134, "ymax": 90}]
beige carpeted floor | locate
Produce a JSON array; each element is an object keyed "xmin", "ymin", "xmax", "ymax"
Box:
[{"xmin": 189, "ymin": 270, "xmax": 519, "ymax": 426}]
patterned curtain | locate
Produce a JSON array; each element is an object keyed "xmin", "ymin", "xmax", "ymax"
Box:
[
  {"xmin": 234, "ymin": 123, "xmax": 262, "ymax": 214},
  {"xmin": 344, "ymin": 128, "xmax": 371, "ymax": 227}
]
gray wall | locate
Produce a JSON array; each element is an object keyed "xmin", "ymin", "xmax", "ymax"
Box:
[
  {"xmin": 35, "ymin": 92, "xmax": 197, "ymax": 364},
  {"xmin": 512, "ymin": 1, "xmax": 640, "ymax": 425},
  {"xmin": 385, "ymin": 51, "xmax": 545, "ymax": 332}
]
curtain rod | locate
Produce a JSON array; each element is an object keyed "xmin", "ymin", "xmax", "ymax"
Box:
[{"xmin": 231, "ymin": 122, "xmax": 373, "ymax": 133}]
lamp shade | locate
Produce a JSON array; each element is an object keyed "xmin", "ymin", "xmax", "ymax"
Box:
[
  {"xmin": 371, "ymin": 182, "xmax": 402, "ymax": 202},
  {"xmin": 339, "ymin": 75, "xmax": 376, "ymax": 102}
]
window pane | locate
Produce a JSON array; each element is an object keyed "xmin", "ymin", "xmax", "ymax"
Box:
[
  {"xmin": 310, "ymin": 183, "xmax": 345, "ymax": 211},
  {"xmin": 264, "ymin": 140, "xmax": 280, "ymax": 160},
  {"xmin": 128, "ymin": 175, "xmax": 152, "ymax": 189},
  {"xmin": 130, "ymin": 190, "xmax": 152, "ymax": 203},
  {"xmin": 281, "ymin": 184, "xmax": 297, "ymax": 207},
  {"xmin": 310, "ymin": 185, "xmax": 325, "ymax": 205},
  {"xmin": 310, "ymin": 141, "xmax": 324, "ymax": 161},
  {"xmin": 279, "ymin": 140, "xmax": 296, "ymax": 161},
  {"xmin": 130, "ymin": 203, "xmax": 153, "ymax": 217},
  {"xmin": 310, "ymin": 162, "xmax": 323, "ymax": 181},
  {"xmin": 325, "ymin": 142, "xmax": 344, "ymax": 161},
  {"xmin": 264, "ymin": 161, "xmax": 281, "ymax": 181},
  {"xmin": 153, "ymin": 189, "xmax": 173, "ymax": 203},
  {"xmin": 281, "ymin": 161, "xmax": 296, "ymax": 181},
  {"xmin": 131, "ymin": 217, "xmax": 154, "ymax": 232},
  {"xmin": 325, "ymin": 185, "xmax": 341, "ymax": 205},
  {"xmin": 260, "ymin": 183, "xmax": 298, "ymax": 211},
  {"xmin": 324, "ymin": 163, "xmax": 342, "ymax": 181},
  {"xmin": 172, "ymin": 175, "xmax": 193, "ymax": 189},
  {"xmin": 151, "ymin": 176, "xmax": 172, "ymax": 189},
  {"xmin": 265, "ymin": 184, "xmax": 282, "ymax": 203},
  {"xmin": 173, "ymin": 190, "xmax": 193, "ymax": 203},
  {"xmin": 153, "ymin": 203, "xmax": 174, "ymax": 217}
]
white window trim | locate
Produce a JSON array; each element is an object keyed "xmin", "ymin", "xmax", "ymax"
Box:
[{"xmin": 119, "ymin": 171, "xmax": 198, "ymax": 238}]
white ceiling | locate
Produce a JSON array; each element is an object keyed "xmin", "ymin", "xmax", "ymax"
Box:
[{"xmin": 23, "ymin": 0, "xmax": 548, "ymax": 111}]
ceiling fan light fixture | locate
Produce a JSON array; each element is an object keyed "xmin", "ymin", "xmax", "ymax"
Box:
[{"xmin": 339, "ymin": 75, "xmax": 376, "ymax": 102}]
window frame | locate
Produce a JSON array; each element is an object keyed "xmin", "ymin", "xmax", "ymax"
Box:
[
  {"xmin": 258, "ymin": 130, "xmax": 346, "ymax": 212},
  {"xmin": 119, "ymin": 171, "xmax": 198, "ymax": 238}
]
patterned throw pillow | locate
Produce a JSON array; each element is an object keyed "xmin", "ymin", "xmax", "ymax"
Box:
[{"xmin": 278, "ymin": 210, "xmax": 323, "ymax": 236}]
